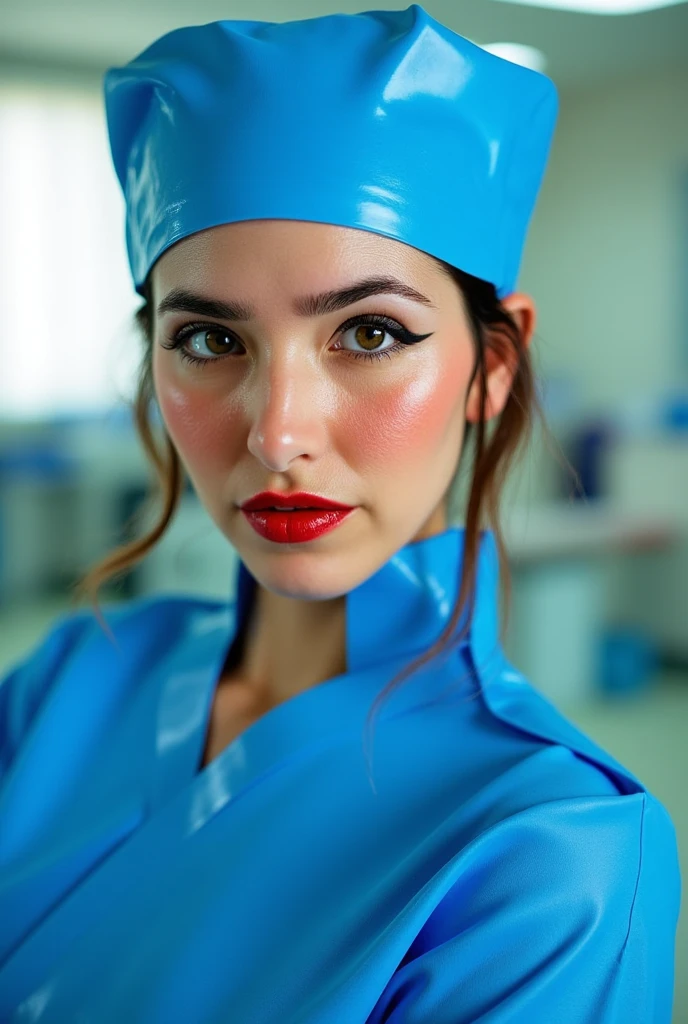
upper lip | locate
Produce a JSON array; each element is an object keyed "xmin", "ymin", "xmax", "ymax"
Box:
[{"xmin": 240, "ymin": 490, "xmax": 355, "ymax": 511}]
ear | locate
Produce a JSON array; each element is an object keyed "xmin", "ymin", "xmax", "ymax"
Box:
[{"xmin": 465, "ymin": 292, "xmax": 536, "ymax": 424}]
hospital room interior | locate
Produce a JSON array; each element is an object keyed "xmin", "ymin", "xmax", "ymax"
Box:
[{"xmin": 0, "ymin": 0, "xmax": 686, "ymax": 1017}]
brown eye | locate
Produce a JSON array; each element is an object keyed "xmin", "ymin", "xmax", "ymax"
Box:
[
  {"xmin": 352, "ymin": 324, "xmax": 387, "ymax": 352},
  {"xmin": 191, "ymin": 329, "xmax": 236, "ymax": 357},
  {"xmin": 340, "ymin": 323, "xmax": 399, "ymax": 358}
]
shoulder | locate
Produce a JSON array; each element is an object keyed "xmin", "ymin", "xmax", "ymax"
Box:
[
  {"xmin": 470, "ymin": 649, "xmax": 658, "ymax": 802},
  {"xmin": 0, "ymin": 593, "xmax": 219, "ymax": 684},
  {"xmin": 429, "ymin": 653, "xmax": 683, "ymax": 1013},
  {"xmin": 371, "ymin": 788, "xmax": 680, "ymax": 1022},
  {"xmin": 0, "ymin": 593, "xmax": 231, "ymax": 776},
  {"xmin": 474, "ymin": 654, "xmax": 682, "ymax": 908}
]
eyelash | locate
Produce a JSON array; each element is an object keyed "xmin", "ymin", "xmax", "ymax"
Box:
[{"xmin": 161, "ymin": 314, "xmax": 430, "ymax": 369}]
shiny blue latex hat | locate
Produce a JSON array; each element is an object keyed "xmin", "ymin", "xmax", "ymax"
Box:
[{"xmin": 103, "ymin": 4, "xmax": 558, "ymax": 300}]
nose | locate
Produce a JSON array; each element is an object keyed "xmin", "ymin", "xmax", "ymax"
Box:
[{"xmin": 245, "ymin": 354, "xmax": 330, "ymax": 472}]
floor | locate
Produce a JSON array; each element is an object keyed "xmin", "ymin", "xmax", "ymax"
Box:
[{"xmin": 1, "ymin": 596, "xmax": 686, "ymax": 1022}]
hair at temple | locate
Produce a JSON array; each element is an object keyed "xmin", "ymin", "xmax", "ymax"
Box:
[{"xmin": 69, "ymin": 256, "xmax": 577, "ymax": 761}]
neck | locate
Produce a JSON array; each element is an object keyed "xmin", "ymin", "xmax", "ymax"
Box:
[{"xmin": 227, "ymin": 583, "xmax": 348, "ymax": 708}]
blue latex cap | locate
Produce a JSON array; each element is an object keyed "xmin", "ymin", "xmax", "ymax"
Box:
[{"xmin": 103, "ymin": 4, "xmax": 559, "ymax": 300}]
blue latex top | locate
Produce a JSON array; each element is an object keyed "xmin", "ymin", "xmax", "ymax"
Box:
[
  {"xmin": 0, "ymin": 526, "xmax": 681, "ymax": 1020},
  {"xmin": 103, "ymin": 4, "xmax": 559, "ymax": 299}
]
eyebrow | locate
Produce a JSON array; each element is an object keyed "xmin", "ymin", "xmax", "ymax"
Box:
[{"xmin": 155, "ymin": 276, "xmax": 437, "ymax": 321}]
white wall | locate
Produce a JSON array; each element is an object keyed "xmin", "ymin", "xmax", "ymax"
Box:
[
  {"xmin": 523, "ymin": 64, "xmax": 688, "ymax": 409},
  {"xmin": 460, "ymin": 66, "xmax": 688, "ymax": 517}
]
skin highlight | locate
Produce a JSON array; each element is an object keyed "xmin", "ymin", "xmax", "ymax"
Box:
[{"xmin": 151, "ymin": 219, "xmax": 535, "ymax": 757}]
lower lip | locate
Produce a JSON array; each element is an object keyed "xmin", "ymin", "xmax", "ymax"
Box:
[{"xmin": 241, "ymin": 508, "xmax": 355, "ymax": 543}]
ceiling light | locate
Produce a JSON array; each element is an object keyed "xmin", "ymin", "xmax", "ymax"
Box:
[
  {"xmin": 480, "ymin": 42, "xmax": 548, "ymax": 72},
  {"xmin": 488, "ymin": 0, "xmax": 685, "ymax": 13}
]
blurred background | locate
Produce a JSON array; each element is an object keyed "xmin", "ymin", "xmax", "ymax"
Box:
[{"xmin": 0, "ymin": 0, "xmax": 686, "ymax": 1015}]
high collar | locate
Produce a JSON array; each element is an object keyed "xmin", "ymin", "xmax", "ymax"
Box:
[
  {"xmin": 221, "ymin": 523, "xmax": 645, "ymax": 802},
  {"xmin": 232, "ymin": 524, "xmax": 502, "ymax": 683},
  {"xmin": 151, "ymin": 520, "xmax": 645, "ymax": 812}
]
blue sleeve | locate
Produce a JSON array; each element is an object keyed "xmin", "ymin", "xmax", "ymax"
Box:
[
  {"xmin": 368, "ymin": 793, "xmax": 681, "ymax": 1023},
  {"xmin": 0, "ymin": 611, "xmax": 94, "ymax": 778}
]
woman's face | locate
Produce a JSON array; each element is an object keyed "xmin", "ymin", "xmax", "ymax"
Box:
[{"xmin": 152, "ymin": 219, "xmax": 497, "ymax": 600}]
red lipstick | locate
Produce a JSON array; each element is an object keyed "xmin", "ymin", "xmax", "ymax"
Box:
[{"xmin": 239, "ymin": 491, "xmax": 356, "ymax": 543}]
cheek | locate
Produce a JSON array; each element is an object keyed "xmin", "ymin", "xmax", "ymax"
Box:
[
  {"xmin": 155, "ymin": 366, "xmax": 242, "ymax": 473},
  {"xmin": 343, "ymin": 361, "xmax": 465, "ymax": 467}
]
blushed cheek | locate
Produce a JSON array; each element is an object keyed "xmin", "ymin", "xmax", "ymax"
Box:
[
  {"xmin": 155, "ymin": 370, "xmax": 243, "ymax": 475},
  {"xmin": 342, "ymin": 365, "xmax": 464, "ymax": 468}
]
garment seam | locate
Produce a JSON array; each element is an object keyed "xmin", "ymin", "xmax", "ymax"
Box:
[{"xmin": 617, "ymin": 790, "xmax": 646, "ymax": 963}]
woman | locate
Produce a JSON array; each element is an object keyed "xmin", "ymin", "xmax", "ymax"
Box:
[{"xmin": 0, "ymin": 5, "xmax": 681, "ymax": 1021}]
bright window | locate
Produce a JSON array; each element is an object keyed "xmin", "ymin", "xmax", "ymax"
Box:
[{"xmin": 0, "ymin": 83, "xmax": 141, "ymax": 421}]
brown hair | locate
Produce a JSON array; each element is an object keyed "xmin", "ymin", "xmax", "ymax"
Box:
[{"xmin": 68, "ymin": 258, "xmax": 576, "ymax": 784}]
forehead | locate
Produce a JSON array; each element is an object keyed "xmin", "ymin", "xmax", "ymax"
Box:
[{"xmin": 151, "ymin": 219, "xmax": 440, "ymax": 293}]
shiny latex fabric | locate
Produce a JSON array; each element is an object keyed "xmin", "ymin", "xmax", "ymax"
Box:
[
  {"xmin": 0, "ymin": 526, "xmax": 681, "ymax": 1022},
  {"xmin": 103, "ymin": 3, "xmax": 558, "ymax": 300}
]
